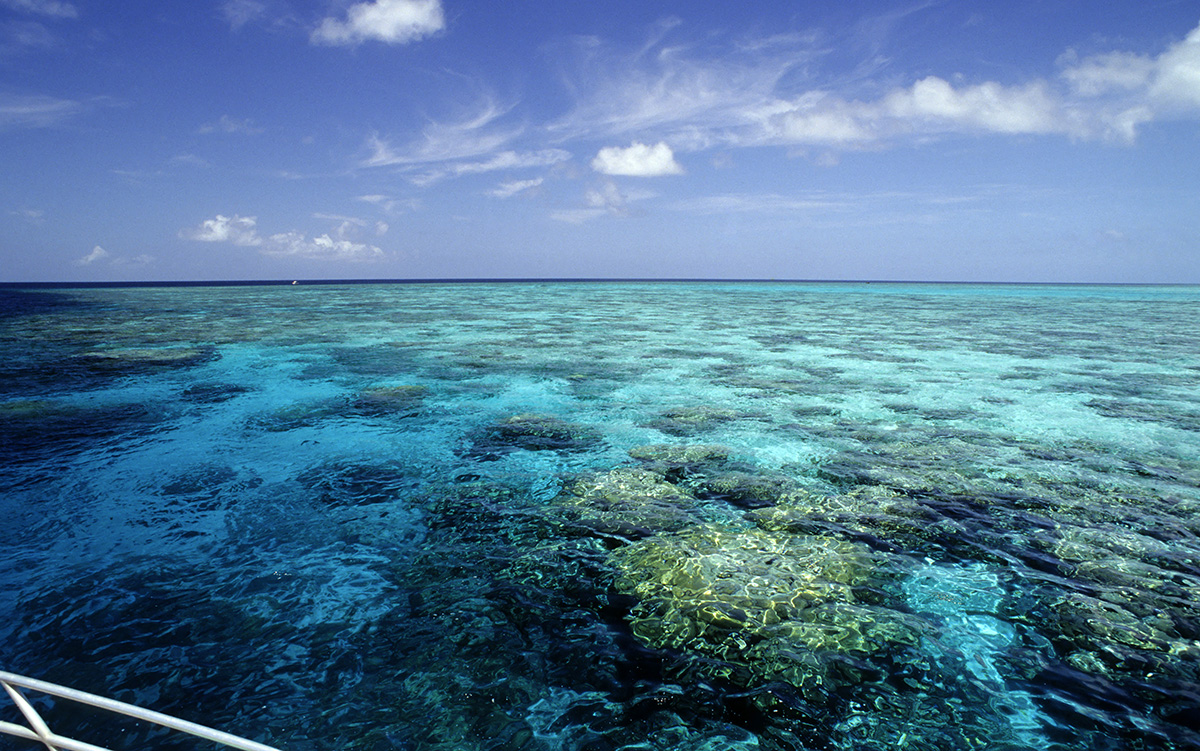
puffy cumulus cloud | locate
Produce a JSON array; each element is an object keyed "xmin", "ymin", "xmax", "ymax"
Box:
[
  {"xmin": 488, "ymin": 178, "xmax": 543, "ymax": 199},
  {"xmin": 0, "ymin": 0, "xmax": 77, "ymax": 19},
  {"xmin": 180, "ymin": 214, "xmax": 263, "ymax": 246},
  {"xmin": 1055, "ymin": 20, "xmax": 1200, "ymax": 137},
  {"xmin": 312, "ymin": 0, "xmax": 443, "ymax": 47},
  {"xmin": 882, "ymin": 77, "xmax": 1064, "ymax": 135},
  {"xmin": 181, "ymin": 213, "xmax": 384, "ymax": 262},
  {"xmin": 591, "ymin": 141, "xmax": 684, "ymax": 176},
  {"xmin": 1060, "ymin": 51, "xmax": 1155, "ymax": 97},
  {"xmin": 768, "ymin": 98, "xmax": 877, "ymax": 145},
  {"xmin": 75, "ymin": 245, "xmax": 108, "ymax": 265},
  {"xmin": 264, "ymin": 231, "xmax": 384, "ymax": 261},
  {"xmin": 1147, "ymin": 23, "xmax": 1200, "ymax": 110}
]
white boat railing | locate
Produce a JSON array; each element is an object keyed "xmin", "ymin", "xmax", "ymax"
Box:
[{"xmin": 0, "ymin": 671, "xmax": 281, "ymax": 751}]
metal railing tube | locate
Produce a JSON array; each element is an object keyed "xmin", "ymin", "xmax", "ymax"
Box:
[{"xmin": 0, "ymin": 671, "xmax": 281, "ymax": 751}]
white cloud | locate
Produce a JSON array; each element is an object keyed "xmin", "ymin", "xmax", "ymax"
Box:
[
  {"xmin": 75, "ymin": 245, "xmax": 108, "ymax": 265},
  {"xmin": 548, "ymin": 23, "xmax": 811, "ymax": 149},
  {"xmin": 882, "ymin": 77, "xmax": 1064, "ymax": 134},
  {"xmin": 0, "ymin": 93, "xmax": 83, "ymax": 129},
  {"xmin": 181, "ymin": 213, "xmax": 384, "ymax": 261},
  {"xmin": 198, "ymin": 115, "xmax": 263, "ymax": 135},
  {"xmin": 488, "ymin": 177, "xmax": 543, "ymax": 198},
  {"xmin": 179, "ymin": 214, "xmax": 263, "ymax": 246},
  {"xmin": 221, "ymin": 0, "xmax": 266, "ymax": 30},
  {"xmin": 586, "ymin": 181, "xmax": 628, "ymax": 213},
  {"xmin": 358, "ymin": 194, "xmax": 420, "ymax": 214},
  {"xmin": 767, "ymin": 97, "xmax": 877, "ymax": 145},
  {"xmin": 10, "ymin": 207, "xmax": 44, "ymax": 223},
  {"xmin": 1053, "ymin": 21, "xmax": 1200, "ymax": 138},
  {"xmin": 552, "ymin": 181, "xmax": 659, "ymax": 223},
  {"xmin": 591, "ymin": 141, "xmax": 683, "ymax": 176},
  {"xmin": 1060, "ymin": 51, "xmax": 1154, "ymax": 97},
  {"xmin": 552, "ymin": 19, "xmax": 1200, "ymax": 156},
  {"xmin": 0, "ymin": 0, "xmax": 77, "ymax": 19},
  {"xmin": 1, "ymin": 20, "xmax": 57, "ymax": 53},
  {"xmin": 264, "ymin": 231, "xmax": 384, "ymax": 261},
  {"xmin": 669, "ymin": 192, "xmax": 852, "ymax": 215},
  {"xmin": 1147, "ymin": 23, "xmax": 1200, "ymax": 110},
  {"xmin": 409, "ymin": 149, "xmax": 571, "ymax": 185},
  {"xmin": 363, "ymin": 99, "xmax": 520, "ymax": 167},
  {"xmin": 171, "ymin": 153, "xmax": 211, "ymax": 168},
  {"xmin": 312, "ymin": 0, "xmax": 443, "ymax": 46}
]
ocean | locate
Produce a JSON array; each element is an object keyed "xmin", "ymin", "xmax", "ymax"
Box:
[{"xmin": 1, "ymin": 281, "xmax": 1198, "ymax": 750}]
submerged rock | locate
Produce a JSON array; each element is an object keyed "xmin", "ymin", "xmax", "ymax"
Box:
[
  {"xmin": 246, "ymin": 399, "xmax": 344, "ymax": 432},
  {"xmin": 628, "ymin": 443, "xmax": 733, "ymax": 465},
  {"xmin": 350, "ymin": 384, "xmax": 427, "ymax": 417},
  {"xmin": 73, "ymin": 346, "xmax": 218, "ymax": 371},
  {"xmin": 180, "ymin": 382, "xmax": 251, "ymax": 403},
  {"xmin": 463, "ymin": 413, "xmax": 603, "ymax": 460},
  {"xmin": 642, "ymin": 405, "xmax": 744, "ymax": 436}
]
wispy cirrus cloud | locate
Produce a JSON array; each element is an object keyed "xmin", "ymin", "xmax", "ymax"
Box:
[
  {"xmin": 357, "ymin": 194, "xmax": 420, "ymax": 214},
  {"xmin": 549, "ymin": 18, "xmax": 1200, "ymax": 155},
  {"xmin": 0, "ymin": 92, "xmax": 84, "ymax": 129},
  {"xmin": 1, "ymin": 19, "xmax": 56, "ymax": 54},
  {"xmin": 359, "ymin": 96, "xmax": 574, "ymax": 185},
  {"xmin": 363, "ymin": 98, "xmax": 521, "ymax": 167},
  {"xmin": 312, "ymin": 0, "xmax": 443, "ymax": 47},
  {"xmin": 198, "ymin": 114, "xmax": 263, "ymax": 135},
  {"xmin": 220, "ymin": 0, "xmax": 266, "ymax": 30},
  {"xmin": 408, "ymin": 149, "xmax": 571, "ymax": 186},
  {"xmin": 0, "ymin": 0, "xmax": 77, "ymax": 19},
  {"xmin": 547, "ymin": 21, "xmax": 814, "ymax": 150},
  {"xmin": 488, "ymin": 178, "xmax": 543, "ymax": 199}
]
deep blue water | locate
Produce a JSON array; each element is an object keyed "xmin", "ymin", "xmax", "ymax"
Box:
[{"xmin": 1, "ymin": 281, "xmax": 1199, "ymax": 750}]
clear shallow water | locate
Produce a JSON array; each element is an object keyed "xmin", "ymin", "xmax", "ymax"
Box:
[{"xmin": 0, "ymin": 281, "xmax": 1198, "ymax": 750}]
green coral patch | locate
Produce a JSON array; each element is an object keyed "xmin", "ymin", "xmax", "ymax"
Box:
[{"xmin": 610, "ymin": 525, "xmax": 919, "ymax": 688}]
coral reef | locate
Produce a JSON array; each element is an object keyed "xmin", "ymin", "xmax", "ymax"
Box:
[{"xmin": 610, "ymin": 525, "xmax": 919, "ymax": 693}]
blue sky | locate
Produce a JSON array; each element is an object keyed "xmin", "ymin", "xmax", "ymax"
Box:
[{"xmin": 2, "ymin": 0, "xmax": 1198, "ymax": 282}]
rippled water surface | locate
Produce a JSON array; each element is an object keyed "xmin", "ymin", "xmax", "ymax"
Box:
[{"xmin": 1, "ymin": 281, "xmax": 1199, "ymax": 750}]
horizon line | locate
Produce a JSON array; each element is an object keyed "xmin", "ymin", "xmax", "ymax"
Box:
[{"xmin": 2, "ymin": 278, "xmax": 1197, "ymax": 289}]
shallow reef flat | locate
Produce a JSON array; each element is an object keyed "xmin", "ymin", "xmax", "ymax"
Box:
[{"xmin": 1, "ymin": 281, "xmax": 1199, "ymax": 750}]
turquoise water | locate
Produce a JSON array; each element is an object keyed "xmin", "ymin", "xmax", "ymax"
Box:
[{"xmin": 1, "ymin": 281, "xmax": 1198, "ymax": 750}]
